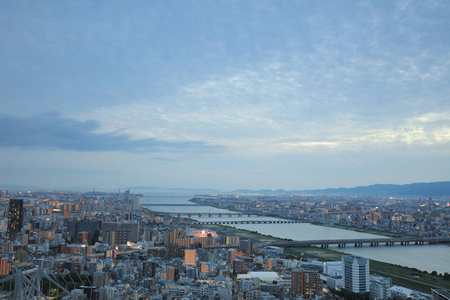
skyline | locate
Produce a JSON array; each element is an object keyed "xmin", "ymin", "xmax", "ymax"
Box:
[{"xmin": 1, "ymin": 1, "xmax": 449, "ymax": 191}]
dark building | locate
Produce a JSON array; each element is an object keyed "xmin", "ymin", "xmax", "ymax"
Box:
[
  {"xmin": 91, "ymin": 287, "xmax": 107, "ymax": 300},
  {"xmin": 143, "ymin": 261, "xmax": 157, "ymax": 277},
  {"xmin": 7, "ymin": 199, "xmax": 24, "ymax": 241},
  {"xmin": 68, "ymin": 220, "xmax": 99, "ymax": 244},
  {"xmin": 233, "ymin": 259, "xmax": 245, "ymax": 275},
  {"xmin": 106, "ymin": 231, "xmax": 128, "ymax": 245},
  {"xmin": 77, "ymin": 231, "xmax": 92, "ymax": 245},
  {"xmin": 291, "ymin": 268, "xmax": 323, "ymax": 298},
  {"xmin": 102, "ymin": 222, "xmax": 139, "ymax": 243},
  {"xmin": 239, "ymin": 240, "xmax": 253, "ymax": 255}
]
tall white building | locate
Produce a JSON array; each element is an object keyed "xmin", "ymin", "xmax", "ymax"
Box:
[
  {"xmin": 342, "ymin": 255, "xmax": 370, "ymax": 294},
  {"xmin": 370, "ymin": 274, "xmax": 391, "ymax": 300}
]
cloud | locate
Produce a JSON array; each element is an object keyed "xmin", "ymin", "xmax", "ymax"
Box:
[
  {"xmin": 75, "ymin": 56, "xmax": 450, "ymax": 155},
  {"xmin": 0, "ymin": 113, "xmax": 222, "ymax": 153}
]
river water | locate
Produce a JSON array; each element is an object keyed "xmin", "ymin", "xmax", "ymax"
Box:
[{"xmin": 140, "ymin": 192, "xmax": 450, "ymax": 274}]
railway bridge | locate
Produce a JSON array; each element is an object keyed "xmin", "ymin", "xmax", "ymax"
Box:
[
  {"xmin": 269, "ymin": 236, "xmax": 450, "ymax": 248},
  {"xmin": 193, "ymin": 220, "xmax": 305, "ymax": 225}
]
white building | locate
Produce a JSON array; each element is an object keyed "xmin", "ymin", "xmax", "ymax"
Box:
[
  {"xmin": 342, "ymin": 255, "xmax": 370, "ymax": 294},
  {"xmin": 323, "ymin": 261, "xmax": 342, "ymax": 276},
  {"xmin": 370, "ymin": 274, "xmax": 392, "ymax": 300}
]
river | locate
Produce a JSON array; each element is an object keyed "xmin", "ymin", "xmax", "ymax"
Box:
[{"xmin": 140, "ymin": 191, "xmax": 450, "ymax": 274}]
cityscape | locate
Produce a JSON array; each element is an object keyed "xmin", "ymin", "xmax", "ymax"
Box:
[
  {"xmin": 1, "ymin": 1, "xmax": 450, "ymax": 299},
  {"xmin": 0, "ymin": 186, "xmax": 448, "ymax": 299}
]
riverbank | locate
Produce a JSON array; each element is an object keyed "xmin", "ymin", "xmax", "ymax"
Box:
[
  {"xmin": 286, "ymin": 246, "xmax": 450, "ymax": 293},
  {"xmin": 188, "ymin": 198, "xmax": 411, "ymax": 238},
  {"xmin": 198, "ymin": 223, "xmax": 450, "ymax": 294},
  {"xmin": 313, "ymin": 223, "xmax": 411, "ymax": 238},
  {"xmin": 192, "ymin": 223, "xmax": 286, "ymax": 242}
]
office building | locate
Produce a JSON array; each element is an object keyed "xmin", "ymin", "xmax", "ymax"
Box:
[
  {"xmin": 239, "ymin": 240, "xmax": 253, "ymax": 255},
  {"xmin": 68, "ymin": 220, "xmax": 98, "ymax": 244},
  {"xmin": 102, "ymin": 221, "xmax": 139, "ymax": 243},
  {"xmin": 7, "ymin": 199, "xmax": 24, "ymax": 241},
  {"xmin": 200, "ymin": 262, "xmax": 211, "ymax": 274},
  {"xmin": 143, "ymin": 261, "xmax": 157, "ymax": 277},
  {"xmin": 0, "ymin": 257, "xmax": 12, "ymax": 276},
  {"xmin": 291, "ymin": 268, "xmax": 323, "ymax": 298},
  {"xmin": 226, "ymin": 249, "xmax": 237, "ymax": 265},
  {"xmin": 370, "ymin": 274, "xmax": 392, "ymax": 300},
  {"xmin": 233, "ymin": 259, "xmax": 245, "ymax": 275},
  {"xmin": 268, "ymin": 258, "xmax": 276, "ymax": 271},
  {"xmin": 342, "ymin": 255, "xmax": 370, "ymax": 294},
  {"xmin": 160, "ymin": 266, "xmax": 177, "ymax": 283},
  {"xmin": 185, "ymin": 249, "xmax": 197, "ymax": 265},
  {"xmin": 187, "ymin": 266, "xmax": 197, "ymax": 279}
]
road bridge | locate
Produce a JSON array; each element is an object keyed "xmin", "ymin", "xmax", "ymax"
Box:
[
  {"xmin": 269, "ymin": 236, "xmax": 450, "ymax": 248},
  {"xmin": 141, "ymin": 204, "xmax": 202, "ymax": 207},
  {"xmin": 193, "ymin": 220, "xmax": 305, "ymax": 225},
  {"xmin": 150, "ymin": 212, "xmax": 257, "ymax": 218}
]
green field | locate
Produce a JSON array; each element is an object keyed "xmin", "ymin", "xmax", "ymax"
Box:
[
  {"xmin": 315, "ymin": 223, "xmax": 411, "ymax": 238},
  {"xmin": 194, "ymin": 223, "xmax": 285, "ymax": 242},
  {"xmin": 286, "ymin": 246, "xmax": 450, "ymax": 293},
  {"xmin": 196, "ymin": 223, "xmax": 450, "ymax": 294}
]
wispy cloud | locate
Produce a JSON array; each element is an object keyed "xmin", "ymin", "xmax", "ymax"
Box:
[
  {"xmin": 0, "ymin": 113, "xmax": 222, "ymax": 153},
  {"xmin": 76, "ymin": 53, "xmax": 450, "ymax": 154}
]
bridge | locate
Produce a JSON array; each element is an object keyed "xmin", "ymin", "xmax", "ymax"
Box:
[
  {"xmin": 141, "ymin": 203, "xmax": 202, "ymax": 207},
  {"xmin": 269, "ymin": 236, "xmax": 450, "ymax": 248},
  {"xmin": 193, "ymin": 220, "xmax": 305, "ymax": 225},
  {"xmin": 150, "ymin": 212, "xmax": 257, "ymax": 218}
]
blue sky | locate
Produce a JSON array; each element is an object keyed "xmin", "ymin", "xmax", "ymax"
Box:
[{"xmin": 1, "ymin": 1, "xmax": 449, "ymax": 191}]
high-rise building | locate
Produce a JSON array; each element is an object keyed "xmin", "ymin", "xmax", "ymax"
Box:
[
  {"xmin": 7, "ymin": 199, "xmax": 24, "ymax": 241},
  {"xmin": 226, "ymin": 248, "xmax": 237, "ymax": 265},
  {"xmin": 0, "ymin": 189, "xmax": 8, "ymax": 198},
  {"xmin": 291, "ymin": 268, "xmax": 323, "ymax": 298},
  {"xmin": 370, "ymin": 274, "xmax": 392, "ymax": 300},
  {"xmin": 68, "ymin": 220, "xmax": 98, "ymax": 244},
  {"xmin": 0, "ymin": 258, "xmax": 12, "ymax": 276},
  {"xmin": 233, "ymin": 259, "xmax": 245, "ymax": 275},
  {"xmin": 143, "ymin": 261, "xmax": 157, "ymax": 277},
  {"xmin": 102, "ymin": 221, "xmax": 139, "ymax": 243},
  {"xmin": 187, "ymin": 266, "xmax": 197, "ymax": 279},
  {"xmin": 160, "ymin": 266, "xmax": 176, "ymax": 283},
  {"xmin": 268, "ymin": 258, "xmax": 277, "ymax": 271},
  {"xmin": 239, "ymin": 240, "xmax": 253, "ymax": 255},
  {"xmin": 184, "ymin": 249, "xmax": 197, "ymax": 265},
  {"xmin": 170, "ymin": 228, "xmax": 180, "ymax": 244},
  {"xmin": 342, "ymin": 255, "xmax": 370, "ymax": 294},
  {"xmin": 200, "ymin": 262, "xmax": 211, "ymax": 274}
]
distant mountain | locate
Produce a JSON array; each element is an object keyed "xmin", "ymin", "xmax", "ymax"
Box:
[
  {"xmin": 232, "ymin": 181, "xmax": 450, "ymax": 196},
  {"xmin": 305, "ymin": 181, "xmax": 450, "ymax": 196}
]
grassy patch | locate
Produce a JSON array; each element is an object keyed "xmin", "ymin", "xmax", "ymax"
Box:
[
  {"xmin": 286, "ymin": 246, "xmax": 450, "ymax": 294},
  {"xmin": 369, "ymin": 260, "xmax": 450, "ymax": 293},
  {"xmin": 192, "ymin": 224, "xmax": 286, "ymax": 242},
  {"xmin": 286, "ymin": 246, "xmax": 346, "ymax": 261},
  {"xmin": 314, "ymin": 223, "xmax": 410, "ymax": 238},
  {"xmin": 192, "ymin": 221, "xmax": 450, "ymax": 294}
]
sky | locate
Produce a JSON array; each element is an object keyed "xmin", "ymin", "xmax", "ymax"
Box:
[{"xmin": 0, "ymin": 1, "xmax": 449, "ymax": 191}]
